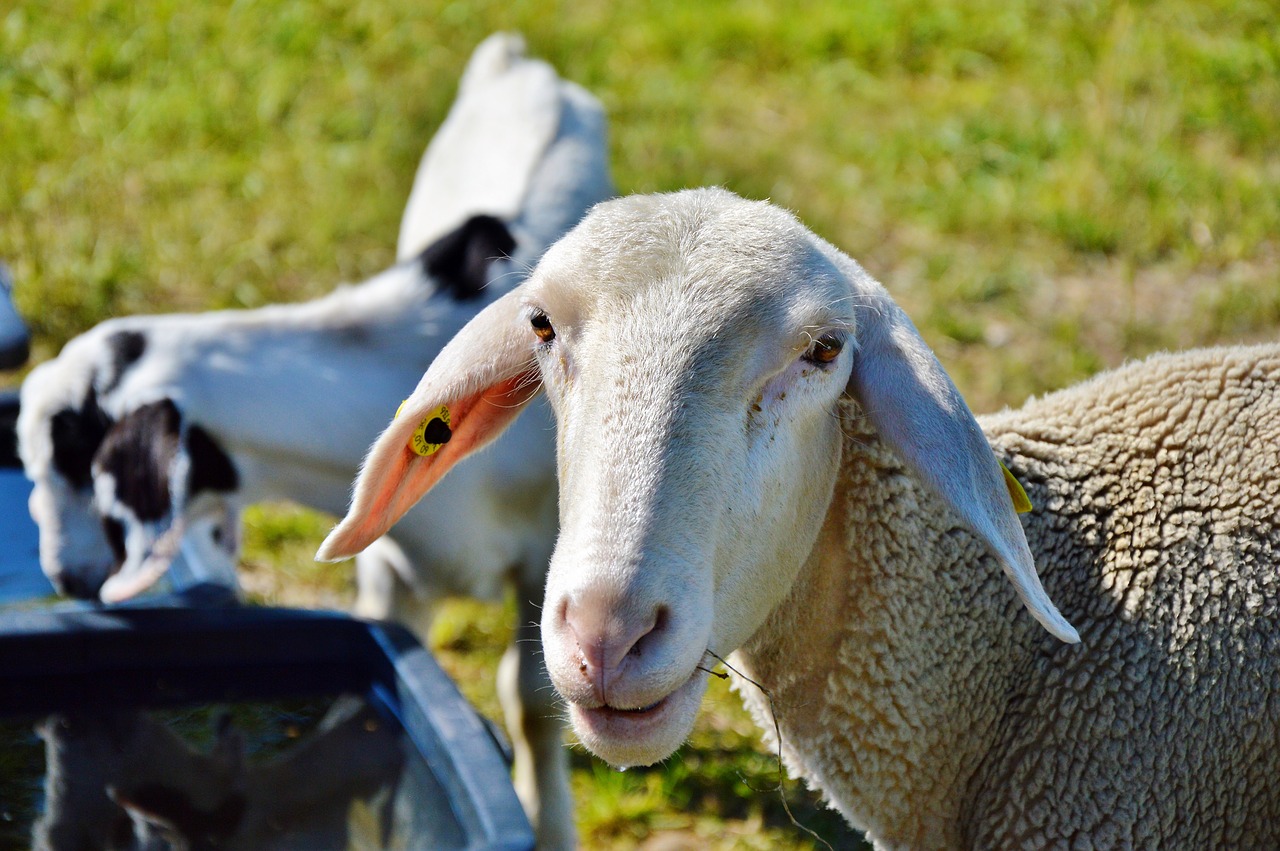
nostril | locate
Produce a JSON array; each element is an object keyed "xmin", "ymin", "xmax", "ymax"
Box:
[
  {"xmin": 53, "ymin": 571, "xmax": 101, "ymax": 601},
  {"xmin": 627, "ymin": 605, "xmax": 669, "ymax": 658},
  {"xmin": 562, "ymin": 597, "xmax": 669, "ymax": 673}
]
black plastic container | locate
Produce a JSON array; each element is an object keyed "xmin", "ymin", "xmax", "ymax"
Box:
[
  {"xmin": 0, "ymin": 387, "xmax": 531, "ymax": 848},
  {"xmin": 0, "ymin": 587, "xmax": 534, "ymax": 850}
]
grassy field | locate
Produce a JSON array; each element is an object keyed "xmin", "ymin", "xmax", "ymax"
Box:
[{"xmin": 3, "ymin": 1, "xmax": 1277, "ymax": 848}]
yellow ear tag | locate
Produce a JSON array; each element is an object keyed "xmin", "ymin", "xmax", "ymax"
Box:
[
  {"xmin": 407, "ymin": 405, "xmax": 452, "ymax": 457},
  {"xmin": 999, "ymin": 460, "xmax": 1034, "ymax": 514}
]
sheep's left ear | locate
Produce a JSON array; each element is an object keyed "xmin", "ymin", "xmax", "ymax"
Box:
[
  {"xmin": 317, "ymin": 289, "xmax": 540, "ymax": 562},
  {"xmin": 844, "ymin": 284, "xmax": 1080, "ymax": 644}
]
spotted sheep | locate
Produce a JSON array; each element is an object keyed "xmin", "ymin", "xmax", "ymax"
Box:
[{"xmin": 18, "ymin": 33, "xmax": 611, "ymax": 851}]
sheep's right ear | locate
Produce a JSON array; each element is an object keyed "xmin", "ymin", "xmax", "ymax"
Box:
[
  {"xmin": 845, "ymin": 286, "xmax": 1081, "ymax": 644},
  {"xmin": 317, "ymin": 290, "xmax": 540, "ymax": 562}
]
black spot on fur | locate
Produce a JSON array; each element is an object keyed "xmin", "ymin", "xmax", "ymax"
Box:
[
  {"xmin": 102, "ymin": 516, "xmax": 127, "ymax": 564},
  {"xmin": 0, "ymin": 390, "xmax": 21, "ymax": 468},
  {"xmin": 101, "ymin": 330, "xmax": 147, "ymax": 393},
  {"xmin": 92, "ymin": 400, "xmax": 181, "ymax": 522},
  {"xmin": 50, "ymin": 388, "xmax": 112, "ymax": 490},
  {"xmin": 420, "ymin": 215, "xmax": 516, "ymax": 301},
  {"xmin": 186, "ymin": 425, "xmax": 239, "ymax": 496},
  {"xmin": 421, "ymin": 416, "xmax": 452, "ymax": 445}
]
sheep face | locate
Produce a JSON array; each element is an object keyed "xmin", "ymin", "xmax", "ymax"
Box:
[
  {"xmin": 19, "ymin": 359, "xmax": 122, "ymax": 598},
  {"xmin": 19, "ymin": 342, "xmax": 242, "ymax": 601},
  {"xmin": 524, "ymin": 195, "xmax": 854, "ymax": 766},
  {"xmin": 321, "ymin": 188, "xmax": 1078, "ymax": 769},
  {"xmin": 27, "ymin": 470, "xmax": 120, "ymax": 598}
]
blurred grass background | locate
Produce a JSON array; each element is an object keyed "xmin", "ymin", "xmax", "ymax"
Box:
[{"xmin": 2, "ymin": 1, "xmax": 1277, "ymax": 848}]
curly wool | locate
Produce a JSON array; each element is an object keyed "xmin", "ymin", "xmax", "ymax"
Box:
[{"xmin": 733, "ymin": 344, "xmax": 1280, "ymax": 849}]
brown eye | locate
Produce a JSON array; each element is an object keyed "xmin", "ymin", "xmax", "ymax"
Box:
[
  {"xmin": 531, "ymin": 310, "xmax": 555, "ymax": 344},
  {"xmin": 804, "ymin": 332, "xmax": 844, "ymax": 365}
]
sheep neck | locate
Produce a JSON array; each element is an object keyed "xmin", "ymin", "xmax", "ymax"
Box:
[{"xmin": 733, "ymin": 401, "xmax": 1029, "ymax": 849}]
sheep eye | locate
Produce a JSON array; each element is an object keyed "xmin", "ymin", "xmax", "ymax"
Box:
[
  {"xmin": 531, "ymin": 310, "xmax": 556, "ymax": 344},
  {"xmin": 804, "ymin": 332, "xmax": 844, "ymax": 365}
]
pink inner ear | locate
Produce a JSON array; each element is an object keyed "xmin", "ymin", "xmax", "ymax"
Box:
[{"xmin": 362, "ymin": 369, "xmax": 540, "ymax": 550}]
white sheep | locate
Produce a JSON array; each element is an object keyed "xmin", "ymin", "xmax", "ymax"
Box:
[
  {"xmin": 18, "ymin": 33, "xmax": 611, "ymax": 850},
  {"xmin": 321, "ymin": 187, "xmax": 1280, "ymax": 848}
]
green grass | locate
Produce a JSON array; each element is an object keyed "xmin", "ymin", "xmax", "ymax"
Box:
[{"xmin": 4, "ymin": 1, "xmax": 1278, "ymax": 848}]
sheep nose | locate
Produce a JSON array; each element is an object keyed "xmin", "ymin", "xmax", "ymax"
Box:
[
  {"xmin": 561, "ymin": 594, "xmax": 668, "ymax": 698},
  {"xmin": 50, "ymin": 569, "xmax": 103, "ymax": 600}
]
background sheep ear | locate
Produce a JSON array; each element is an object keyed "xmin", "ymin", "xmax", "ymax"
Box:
[
  {"xmin": 317, "ymin": 290, "xmax": 540, "ymax": 562},
  {"xmin": 845, "ymin": 292, "xmax": 1081, "ymax": 644}
]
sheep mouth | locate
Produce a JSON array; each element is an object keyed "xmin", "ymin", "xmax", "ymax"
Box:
[
  {"xmin": 568, "ymin": 669, "xmax": 708, "ymax": 766},
  {"xmin": 573, "ymin": 687, "xmax": 682, "ymax": 737},
  {"xmin": 595, "ymin": 696, "xmax": 667, "ymax": 718}
]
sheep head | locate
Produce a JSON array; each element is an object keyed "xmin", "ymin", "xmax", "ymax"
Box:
[
  {"xmin": 18, "ymin": 352, "xmax": 240, "ymax": 602},
  {"xmin": 18, "ymin": 356, "xmax": 119, "ymax": 598},
  {"xmin": 321, "ymin": 188, "xmax": 1079, "ymax": 768}
]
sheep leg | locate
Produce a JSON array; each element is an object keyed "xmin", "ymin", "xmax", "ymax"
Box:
[
  {"xmin": 354, "ymin": 537, "xmax": 437, "ymax": 636},
  {"xmin": 499, "ymin": 577, "xmax": 575, "ymax": 851}
]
